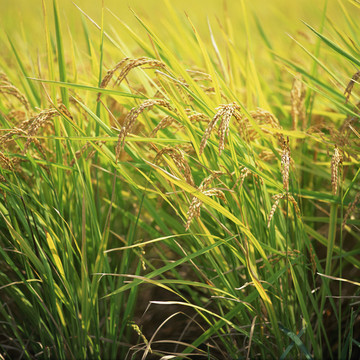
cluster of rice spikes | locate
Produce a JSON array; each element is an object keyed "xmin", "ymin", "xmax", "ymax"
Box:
[
  {"xmin": 0, "ymin": 73, "xmax": 31, "ymax": 112},
  {"xmin": 267, "ymin": 192, "xmax": 301, "ymax": 228},
  {"xmin": 232, "ymin": 166, "xmax": 263, "ymax": 190},
  {"xmin": 149, "ymin": 115, "xmax": 179, "ymax": 137},
  {"xmin": 97, "ymin": 57, "xmax": 167, "ymax": 101},
  {"xmin": 154, "ymin": 146, "xmax": 194, "ymax": 187},
  {"xmin": 267, "ymin": 137, "xmax": 300, "ymax": 227},
  {"xmin": 199, "ymin": 102, "xmax": 241, "ymax": 155},
  {"xmin": 239, "ymin": 107, "xmax": 282, "ymax": 143},
  {"xmin": 307, "ymin": 98, "xmax": 360, "ymax": 157},
  {"xmin": 115, "ymin": 99, "xmax": 176, "ymax": 160},
  {"xmin": 259, "ymin": 149, "xmax": 276, "ymax": 162},
  {"xmin": 185, "ymin": 171, "xmax": 225, "ymax": 230},
  {"xmin": 149, "ymin": 110, "xmax": 211, "ymax": 138},
  {"xmin": 290, "ymin": 75, "xmax": 306, "ymax": 130},
  {"xmin": 186, "ymin": 109, "xmax": 211, "ymax": 124},
  {"xmin": 331, "ymin": 145, "xmax": 343, "ymax": 195},
  {"xmin": 0, "ymin": 106, "xmax": 64, "ymax": 168}
]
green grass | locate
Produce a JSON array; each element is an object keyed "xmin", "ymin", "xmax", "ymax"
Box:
[{"xmin": 0, "ymin": 0, "xmax": 360, "ymax": 359}]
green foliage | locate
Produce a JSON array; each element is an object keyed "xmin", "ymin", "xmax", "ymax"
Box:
[{"xmin": 0, "ymin": 1, "xmax": 360, "ymax": 359}]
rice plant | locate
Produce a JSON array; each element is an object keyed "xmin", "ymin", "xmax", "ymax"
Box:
[{"xmin": 0, "ymin": 0, "xmax": 359, "ymax": 359}]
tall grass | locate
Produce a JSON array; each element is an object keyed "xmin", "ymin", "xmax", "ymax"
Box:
[{"xmin": 0, "ymin": 0, "xmax": 360, "ymax": 359}]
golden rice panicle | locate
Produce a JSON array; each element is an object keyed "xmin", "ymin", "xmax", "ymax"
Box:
[
  {"xmin": 0, "ymin": 73, "xmax": 31, "ymax": 111},
  {"xmin": 185, "ymin": 187, "xmax": 226, "ymax": 231},
  {"xmin": 0, "ymin": 151, "xmax": 14, "ymax": 170},
  {"xmin": 22, "ymin": 108, "xmax": 59, "ymax": 155},
  {"xmin": 155, "ymin": 146, "xmax": 194, "ymax": 187},
  {"xmin": 259, "ymin": 150, "xmax": 276, "ymax": 162},
  {"xmin": 235, "ymin": 167, "xmax": 251, "ymax": 189},
  {"xmin": 218, "ymin": 103, "xmax": 238, "ymax": 154},
  {"xmin": 185, "ymin": 196, "xmax": 202, "ymax": 231},
  {"xmin": 344, "ymin": 71, "xmax": 360, "ymax": 103},
  {"xmin": 199, "ymin": 109, "xmax": 223, "ymax": 155},
  {"xmin": 97, "ymin": 58, "xmax": 129, "ymax": 101},
  {"xmin": 288, "ymin": 195, "xmax": 301, "ymax": 218},
  {"xmin": 199, "ymin": 171, "xmax": 223, "ymax": 191},
  {"xmin": 186, "ymin": 110, "xmax": 211, "ymax": 124},
  {"xmin": 100, "ymin": 59, "xmax": 129, "ymax": 88},
  {"xmin": 267, "ymin": 193, "xmax": 286, "ymax": 228},
  {"xmin": 251, "ymin": 108, "xmax": 281, "ymax": 130},
  {"xmin": 149, "ymin": 116, "xmax": 177, "ymax": 137},
  {"xmin": 342, "ymin": 193, "xmax": 360, "ymax": 228},
  {"xmin": 114, "ymin": 57, "xmax": 167, "ymax": 87},
  {"xmin": 290, "ymin": 75, "xmax": 306, "ymax": 130},
  {"xmin": 232, "ymin": 166, "xmax": 264, "ymax": 190},
  {"xmin": 185, "ymin": 171, "xmax": 224, "ymax": 230},
  {"xmin": 115, "ymin": 99, "xmax": 175, "ymax": 161},
  {"xmin": 0, "ymin": 126, "xmax": 27, "ymax": 146},
  {"xmin": 281, "ymin": 137, "xmax": 291, "ymax": 192},
  {"xmin": 203, "ymin": 188, "xmax": 226, "ymax": 201},
  {"xmin": 331, "ymin": 145, "xmax": 343, "ymax": 195},
  {"xmin": 199, "ymin": 102, "xmax": 241, "ymax": 156}
]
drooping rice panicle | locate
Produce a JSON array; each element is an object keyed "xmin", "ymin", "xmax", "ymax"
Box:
[
  {"xmin": 233, "ymin": 167, "xmax": 251, "ymax": 189},
  {"xmin": 342, "ymin": 192, "xmax": 360, "ymax": 228},
  {"xmin": 250, "ymin": 108, "xmax": 281, "ymax": 130},
  {"xmin": 149, "ymin": 115, "xmax": 178, "ymax": 137},
  {"xmin": 185, "ymin": 196, "xmax": 203, "ymax": 231},
  {"xmin": 291, "ymin": 75, "xmax": 306, "ymax": 130},
  {"xmin": 344, "ymin": 71, "xmax": 360, "ymax": 103},
  {"xmin": 185, "ymin": 171, "xmax": 224, "ymax": 230},
  {"xmin": 155, "ymin": 146, "xmax": 194, "ymax": 187},
  {"xmin": 0, "ymin": 151, "xmax": 14, "ymax": 170},
  {"xmin": 232, "ymin": 165, "xmax": 264, "ymax": 190},
  {"xmin": 114, "ymin": 57, "xmax": 167, "ymax": 87},
  {"xmin": 21, "ymin": 108, "xmax": 59, "ymax": 155},
  {"xmin": 0, "ymin": 73, "xmax": 31, "ymax": 111},
  {"xmin": 281, "ymin": 137, "xmax": 291, "ymax": 192},
  {"xmin": 97, "ymin": 58, "xmax": 129, "ymax": 101},
  {"xmin": 288, "ymin": 194, "xmax": 301, "ymax": 218},
  {"xmin": 186, "ymin": 110, "xmax": 211, "ymax": 124},
  {"xmin": 198, "ymin": 171, "xmax": 223, "ymax": 190},
  {"xmin": 185, "ymin": 188, "xmax": 225, "ymax": 231},
  {"xmin": 115, "ymin": 99, "xmax": 175, "ymax": 161},
  {"xmin": 0, "ymin": 107, "xmax": 61, "ymax": 166},
  {"xmin": 199, "ymin": 102, "xmax": 241, "ymax": 155},
  {"xmin": 331, "ymin": 145, "xmax": 343, "ymax": 195},
  {"xmin": 267, "ymin": 193, "xmax": 286, "ymax": 228}
]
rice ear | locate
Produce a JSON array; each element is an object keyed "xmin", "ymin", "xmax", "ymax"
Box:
[{"xmin": 199, "ymin": 102, "xmax": 241, "ymax": 156}]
